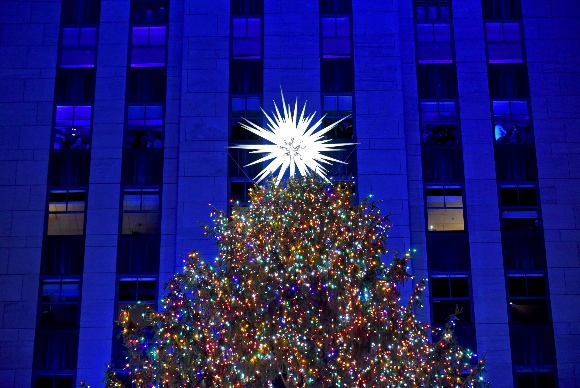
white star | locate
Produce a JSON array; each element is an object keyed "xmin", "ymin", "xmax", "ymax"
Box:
[{"xmin": 231, "ymin": 90, "xmax": 356, "ymax": 185}]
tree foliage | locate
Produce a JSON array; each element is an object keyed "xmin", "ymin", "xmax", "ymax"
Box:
[{"xmin": 113, "ymin": 177, "xmax": 487, "ymax": 387}]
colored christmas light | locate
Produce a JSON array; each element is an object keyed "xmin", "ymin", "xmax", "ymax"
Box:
[{"xmin": 111, "ymin": 177, "xmax": 487, "ymax": 387}]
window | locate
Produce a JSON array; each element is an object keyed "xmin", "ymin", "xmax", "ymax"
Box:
[
  {"xmin": 514, "ymin": 371, "xmax": 556, "ymax": 388},
  {"xmin": 416, "ymin": 23, "xmax": 452, "ymax": 63},
  {"xmin": 420, "ymin": 101, "xmax": 458, "ymax": 145},
  {"xmin": 414, "ymin": 0, "xmax": 450, "ymax": 20},
  {"xmin": 60, "ymin": 27, "xmax": 97, "ymax": 68},
  {"xmin": 130, "ymin": 0, "xmax": 168, "ymax": 24},
  {"xmin": 54, "ymin": 69, "xmax": 96, "ymax": 102},
  {"xmin": 33, "ymin": 330, "xmax": 79, "ymax": 371},
  {"xmin": 421, "ymin": 147, "xmax": 464, "ymax": 182},
  {"xmin": 232, "ymin": 18, "xmax": 261, "ymax": 59},
  {"xmin": 482, "ymin": 0, "xmax": 521, "ymax": 20},
  {"xmin": 321, "ymin": 17, "xmax": 351, "ymax": 58},
  {"xmin": 130, "ymin": 26, "xmax": 166, "ymax": 67},
  {"xmin": 501, "ymin": 231, "xmax": 546, "ymax": 270},
  {"xmin": 232, "ymin": 0, "xmax": 264, "ymax": 14},
  {"xmin": 499, "ymin": 185, "xmax": 539, "ymax": 230},
  {"xmin": 41, "ymin": 236, "xmax": 85, "ymax": 275},
  {"xmin": 34, "ymin": 375, "xmax": 75, "ymax": 388},
  {"xmin": 492, "ymin": 100, "xmax": 532, "ymax": 144},
  {"xmin": 121, "ymin": 189, "xmax": 160, "ymax": 234},
  {"xmin": 509, "ymin": 325, "xmax": 556, "ymax": 365},
  {"xmin": 125, "ymin": 105, "xmax": 163, "ymax": 148},
  {"xmin": 117, "ymin": 235, "xmax": 160, "ymax": 274},
  {"xmin": 488, "ymin": 64, "xmax": 529, "ymax": 98},
  {"xmin": 417, "ymin": 65, "xmax": 458, "ymax": 98},
  {"xmin": 494, "ymin": 146, "xmax": 538, "ymax": 181},
  {"xmin": 61, "ymin": 0, "xmax": 101, "ymax": 24},
  {"xmin": 40, "ymin": 280, "xmax": 80, "ymax": 328},
  {"xmin": 47, "ymin": 190, "xmax": 86, "ymax": 235},
  {"xmin": 486, "ymin": 22, "xmax": 523, "ymax": 63},
  {"xmin": 230, "ymin": 61, "xmax": 263, "ymax": 94},
  {"xmin": 430, "ymin": 275, "xmax": 472, "ymax": 324},
  {"xmin": 324, "ymin": 144, "xmax": 357, "ymax": 178},
  {"xmin": 117, "ymin": 278, "xmax": 157, "ymax": 326},
  {"xmin": 320, "ymin": 0, "xmax": 352, "ymax": 14},
  {"xmin": 321, "ymin": 59, "xmax": 354, "ymax": 92},
  {"xmin": 126, "ymin": 68, "xmax": 167, "ymax": 102},
  {"xmin": 53, "ymin": 105, "xmax": 92, "ymax": 150},
  {"xmin": 507, "ymin": 274, "xmax": 549, "ymax": 323},
  {"xmin": 426, "ymin": 233, "xmax": 471, "ymax": 270},
  {"xmin": 230, "ymin": 181, "xmax": 254, "ymax": 206},
  {"xmin": 48, "ymin": 150, "xmax": 91, "ymax": 187},
  {"xmin": 426, "ymin": 186, "xmax": 464, "ymax": 231},
  {"xmin": 122, "ymin": 149, "xmax": 163, "ymax": 185},
  {"xmin": 231, "ymin": 96, "xmax": 261, "ymax": 140},
  {"xmin": 322, "ymin": 95, "xmax": 353, "ymax": 139},
  {"xmin": 228, "ymin": 148, "xmax": 264, "ymax": 179}
]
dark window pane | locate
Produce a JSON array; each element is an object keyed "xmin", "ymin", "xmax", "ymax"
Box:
[
  {"xmin": 507, "ymin": 276, "xmax": 526, "ymax": 296},
  {"xmin": 427, "ymin": 233, "xmax": 471, "ymax": 270},
  {"xmin": 41, "ymin": 236, "xmax": 85, "ymax": 275},
  {"xmin": 431, "ymin": 277, "xmax": 451, "ymax": 298},
  {"xmin": 230, "ymin": 61, "xmax": 263, "ymax": 93},
  {"xmin": 421, "ymin": 147, "xmax": 464, "ymax": 181},
  {"xmin": 117, "ymin": 235, "xmax": 161, "ymax": 274},
  {"xmin": 231, "ymin": 0, "xmax": 264, "ymax": 14},
  {"xmin": 121, "ymin": 149, "xmax": 163, "ymax": 185},
  {"xmin": 321, "ymin": 60, "xmax": 354, "ymax": 92},
  {"xmin": 509, "ymin": 300, "xmax": 549, "ymax": 323},
  {"xmin": 54, "ymin": 69, "xmax": 96, "ymax": 103},
  {"xmin": 482, "ymin": 0, "xmax": 521, "ymax": 20},
  {"xmin": 500, "ymin": 187, "xmax": 519, "ymax": 206},
  {"xmin": 450, "ymin": 277, "xmax": 469, "ymax": 297},
  {"xmin": 535, "ymin": 372, "xmax": 556, "ymax": 388},
  {"xmin": 34, "ymin": 331, "xmax": 79, "ymax": 371},
  {"xmin": 488, "ymin": 64, "xmax": 529, "ymax": 98},
  {"xmin": 126, "ymin": 68, "xmax": 167, "ymax": 102},
  {"xmin": 130, "ymin": 0, "xmax": 168, "ymax": 24},
  {"xmin": 48, "ymin": 150, "xmax": 91, "ymax": 187},
  {"xmin": 527, "ymin": 276, "xmax": 546, "ymax": 296},
  {"xmin": 514, "ymin": 373, "xmax": 535, "ymax": 388},
  {"xmin": 61, "ymin": 0, "xmax": 101, "ymax": 24},
  {"xmin": 494, "ymin": 146, "xmax": 538, "ymax": 181},
  {"xmin": 118, "ymin": 281, "xmax": 138, "ymax": 301},
  {"xmin": 320, "ymin": 0, "xmax": 351, "ymax": 13},
  {"xmin": 519, "ymin": 187, "xmax": 537, "ymax": 206},
  {"xmin": 510, "ymin": 325, "xmax": 555, "ymax": 365},
  {"xmin": 417, "ymin": 65, "xmax": 458, "ymax": 98},
  {"xmin": 138, "ymin": 280, "xmax": 157, "ymax": 301},
  {"xmin": 432, "ymin": 299, "xmax": 471, "ymax": 324}
]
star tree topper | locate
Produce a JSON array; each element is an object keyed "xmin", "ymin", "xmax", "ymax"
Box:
[{"xmin": 231, "ymin": 90, "xmax": 356, "ymax": 184}]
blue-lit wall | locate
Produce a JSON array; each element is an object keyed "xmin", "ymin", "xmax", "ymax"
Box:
[{"xmin": 0, "ymin": 1, "xmax": 578, "ymax": 387}]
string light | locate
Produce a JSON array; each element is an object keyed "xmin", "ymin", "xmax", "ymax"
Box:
[{"xmin": 111, "ymin": 177, "xmax": 487, "ymax": 387}]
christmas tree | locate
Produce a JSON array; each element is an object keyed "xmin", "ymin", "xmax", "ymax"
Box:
[{"xmin": 112, "ymin": 176, "xmax": 487, "ymax": 387}]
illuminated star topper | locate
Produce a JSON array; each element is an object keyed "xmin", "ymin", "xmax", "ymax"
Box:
[{"xmin": 230, "ymin": 90, "xmax": 356, "ymax": 185}]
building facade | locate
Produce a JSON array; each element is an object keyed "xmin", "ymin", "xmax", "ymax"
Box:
[{"xmin": 0, "ymin": 0, "xmax": 579, "ymax": 387}]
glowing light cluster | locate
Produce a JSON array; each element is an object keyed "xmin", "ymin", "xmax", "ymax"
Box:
[
  {"xmin": 230, "ymin": 91, "xmax": 356, "ymax": 184},
  {"xmin": 112, "ymin": 177, "xmax": 487, "ymax": 387}
]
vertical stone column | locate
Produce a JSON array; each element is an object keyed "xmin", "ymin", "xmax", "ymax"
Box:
[
  {"xmin": 0, "ymin": 1, "xmax": 61, "ymax": 386},
  {"xmin": 176, "ymin": 0, "xmax": 229, "ymax": 266},
  {"xmin": 76, "ymin": 1, "xmax": 128, "ymax": 385},
  {"xmin": 353, "ymin": 1, "xmax": 411, "ymax": 255},
  {"xmin": 523, "ymin": 1, "xmax": 580, "ymax": 386},
  {"xmin": 453, "ymin": 1, "xmax": 512, "ymax": 385}
]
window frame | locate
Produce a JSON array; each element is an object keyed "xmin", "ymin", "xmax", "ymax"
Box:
[
  {"xmin": 321, "ymin": 16, "xmax": 352, "ymax": 59},
  {"xmin": 120, "ymin": 188, "xmax": 161, "ymax": 235},
  {"xmin": 46, "ymin": 189, "xmax": 87, "ymax": 236},
  {"xmin": 130, "ymin": 26, "xmax": 167, "ymax": 67},
  {"xmin": 425, "ymin": 185, "xmax": 465, "ymax": 232}
]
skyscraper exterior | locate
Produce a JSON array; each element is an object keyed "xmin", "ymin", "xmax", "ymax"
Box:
[{"xmin": 0, "ymin": 0, "xmax": 579, "ymax": 387}]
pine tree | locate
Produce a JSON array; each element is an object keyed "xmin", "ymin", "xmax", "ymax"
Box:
[{"xmin": 114, "ymin": 177, "xmax": 487, "ymax": 387}]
